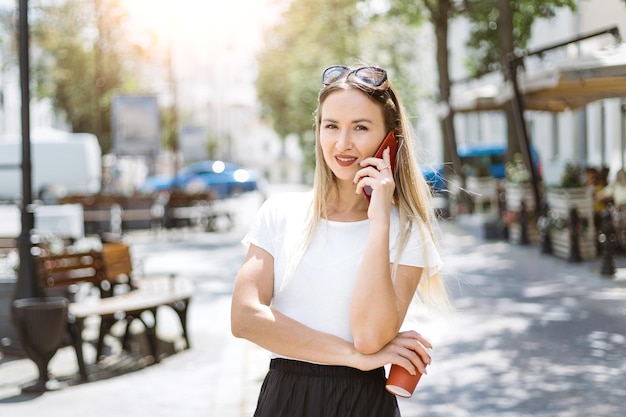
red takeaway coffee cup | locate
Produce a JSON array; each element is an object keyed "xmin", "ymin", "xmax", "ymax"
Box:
[{"xmin": 385, "ymin": 364, "xmax": 423, "ymax": 398}]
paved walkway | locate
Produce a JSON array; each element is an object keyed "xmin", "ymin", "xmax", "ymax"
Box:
[
  {"xmin": 1, "ymin": 207, "xmax": 626, "ymax": 416},
  {"xmin": 0, "ymin": 192, "xmax": 270, "ymax": 417}
]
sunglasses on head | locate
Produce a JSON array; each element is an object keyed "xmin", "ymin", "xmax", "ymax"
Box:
[{"xmin": 321, "ymin": 65, "xmax": 388, "ymax": 88}]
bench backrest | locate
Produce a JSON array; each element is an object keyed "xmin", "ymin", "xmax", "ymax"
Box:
[
  {"xmin": 37, "ymin": 251, "xmax": 104, "ymax": 290},
  {"xmin": 37, "ymin": 243, "xmax": 136, "ymax": 298},
  {"xmin": 101, "ymin": 242, "xmax": 134, "ymax": 287},
  {"xmin": 0, "ymin": 237, "xmax": 16, "ymax": 256}
]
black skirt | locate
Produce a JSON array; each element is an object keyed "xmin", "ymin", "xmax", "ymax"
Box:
[{"xmin": 253, "ymin": 358, "xmax": 401, "ymax": 417}]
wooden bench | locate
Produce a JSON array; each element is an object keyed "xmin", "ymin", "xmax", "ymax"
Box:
[
  {"xmin": 36, "ymin": 242, "xmax": 194, "ymax": 381},
  {"xmin": 163, "ymin": 190, "xmax": 233, "ymax": 231},
  {"xmin": 0, "ymin": 237, "xmax": 16, "ymax": 255},
  {"xmin": 56, "ymin": 192, "xmax": 236, "ymax": 234},
  {"xmin": 120, "ymin": 195, "xmax": 161, "ymax": 231}
]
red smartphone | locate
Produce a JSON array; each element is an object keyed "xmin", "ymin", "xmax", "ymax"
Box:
[{"xmin": 364, "ymin": 129, "xmax": 398, "ymax": 202}]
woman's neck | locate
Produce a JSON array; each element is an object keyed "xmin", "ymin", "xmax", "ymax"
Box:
[{"xmin": 323, "ymin": 181, "xmax": 369, "ymax": 221}]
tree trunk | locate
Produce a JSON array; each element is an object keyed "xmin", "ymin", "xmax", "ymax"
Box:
[
  {"xmin": 431, "ymin": 0, "xmax": 461, "ymax": 181},
  {"xmin": 496, "ymin": 0, "xmax": 521, "ymax": 162}
]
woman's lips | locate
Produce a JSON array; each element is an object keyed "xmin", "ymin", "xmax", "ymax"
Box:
[{"xmin": 335, "ymin": 155, "xmax": 358, "ymax": 167}]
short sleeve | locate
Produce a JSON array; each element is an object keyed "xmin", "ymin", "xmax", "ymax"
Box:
[
  {"xmin": 390, "ymin": 218, "xmax": 442, "ymax": 279},
  {"xmin": 242, "ymin": 196, "xmax": 278, "ymax": 257},
  {"xmin": 241, "ymin": 192, "xmax": 312, "ymax": 258}
]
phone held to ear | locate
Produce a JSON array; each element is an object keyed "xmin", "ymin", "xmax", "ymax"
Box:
[{"xmin": 364, "ymin": 129, "xmax": 398, "ymax": 203}]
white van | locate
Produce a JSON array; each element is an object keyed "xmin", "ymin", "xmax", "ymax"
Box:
[{"xmin": 0, "ymin": 128, "xmax": 102, "ymax": 201}]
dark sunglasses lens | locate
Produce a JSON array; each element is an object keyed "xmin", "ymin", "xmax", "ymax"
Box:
[
  {"xmin": 354, "ymin": 67, "xmax": 386, "ymax": 87},
  {"xmin": 322, "ymin": 66, "xmax": 349, "ymax": 85}
]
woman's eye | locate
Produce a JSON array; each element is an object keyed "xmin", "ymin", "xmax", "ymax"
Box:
[
  {"xmin": 324, "ymin": 123, "xmax": 338, "ymax": 130},
  {"xmin": 355, "ymin": 125, "xmax": 368, "ymax": 131}
]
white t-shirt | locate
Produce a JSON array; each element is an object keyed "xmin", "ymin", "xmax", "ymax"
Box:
[{"xmin": 242, "ymin": 191, "xmax": 441, "ymax": 349}]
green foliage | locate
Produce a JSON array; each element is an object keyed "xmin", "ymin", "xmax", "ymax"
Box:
[
  {"xmin": 505, "ymin": 153, "xmax": 531, "ymax": 184},
  {"xmin": 256, "ymin": 0, "xmax": 359, "ymax": 175},
  {"xmin": 255, "ymin": 0, "xmax": 427, "ymax": 179},
  {"xmin": 384, "ymin": 0, "xmax": 425, "ymax": 26},
  {"xmin": 30, "ymin": 0, "xmax": 151, "ymax": 153},
  {"xmin": 559, "ymin": 162, "xmax": 585, "ymax": 188},
  {"xmin": 256, "ymin": 0, "xmax": 359, "ymax": 137},
  {"xmin": 463, "ymin": 0, "xmax": 577, "ymax": 76}
]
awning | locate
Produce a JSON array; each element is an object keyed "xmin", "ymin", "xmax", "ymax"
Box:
[
  {"xmin": 449, "ymin": 81, "xmax": 504, "ymax": 113},
  {"xmin": 448, "ymin": 32, "xmax": 625, "ymax": 216},
  {"xmin": 519, "ymin": 43, "xmax": 626, "ymax": 111},
  {"xmin": 450, "ymin": 42, "xmax": 626, "ymax": 113}
]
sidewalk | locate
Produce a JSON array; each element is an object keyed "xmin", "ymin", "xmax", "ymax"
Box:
[
  {"xmin": 0, "ymin": 192, "xmax": 271, "ymax": 417},
  {"xmin": 1, "ymin": 210, "xmax": 626, "ymax": 416}
]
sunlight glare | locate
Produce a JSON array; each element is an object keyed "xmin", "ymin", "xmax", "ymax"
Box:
[{"xmin": 124, "ymin": 0, "xmax": 276, "ymax": 54}]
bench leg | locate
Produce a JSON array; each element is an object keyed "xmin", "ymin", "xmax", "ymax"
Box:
[
  {"xmin": 121, "ymin": 318, "xmax": 134, "ymax": 352},
  {"xmin": 96, "ymin": 317, "xmax": 117, "ymax": 360},
  {"xmin": 170, "ymin": 299, "xmax": 191, "ymax": 349},
  {"xmin": 138, "ymin": 309, "xmax": 159, "ymax": 363},
  {"xmin": 67, "ymin": 319, "xmax": 88, "ymax": 381},
  {"xmin": 122, "ymin": 310, "xmax": 159, "ymax": 363}
]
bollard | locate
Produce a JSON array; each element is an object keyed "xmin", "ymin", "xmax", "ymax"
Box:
[
  {"xmin": 519, "ymin": 201, "xmax": 529, "ymax": 245},
  {"xmin": 599, "ymin": 209, "xmax": 616, "ymax": 276},
  {"xmin": 498, "ymin": 186, "xmax": 509, "ymax": 240},
  {"xmin": 538, "ymin": 201, "xmax": 552, "ymax": 254},
  {"xmin": 568, "ymin": 206, "xmax": 582, "ymax": 262}
]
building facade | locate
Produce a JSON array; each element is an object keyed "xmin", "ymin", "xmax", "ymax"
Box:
[{"xmin": 440, "ymin": 0, "xmax": 626, "ymax": 186}]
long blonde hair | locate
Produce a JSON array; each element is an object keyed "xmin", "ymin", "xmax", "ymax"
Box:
[{"xmin": 282, "ymin": 68, "xmax": 451, "ymax": 311}]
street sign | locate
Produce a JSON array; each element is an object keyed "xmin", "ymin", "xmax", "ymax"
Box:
[{"xmin": 111, "ymin": 95, "xmax": 161, "ymax": 156}]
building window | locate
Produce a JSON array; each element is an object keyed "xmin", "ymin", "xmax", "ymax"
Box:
[
  {"xmin": 600, "ymin": 102, "xmax": 606, "ymax": 166},
  {"xmin": 551, "ymin": 114, "xmax": 559, "ymax": 160}
]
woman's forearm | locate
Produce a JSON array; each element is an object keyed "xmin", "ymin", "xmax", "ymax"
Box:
[
  {"xmin": 350, "ymin": 220, "xmax": 401, "ymax": 353},
  {"xmin": 232, "ymin": 299, "xmax": 362, "ymax": 368}
]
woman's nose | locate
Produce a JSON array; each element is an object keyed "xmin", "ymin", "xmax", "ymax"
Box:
[{"xmin": 336, "ymin": 131, "xmax": 353, "ymax": 151}]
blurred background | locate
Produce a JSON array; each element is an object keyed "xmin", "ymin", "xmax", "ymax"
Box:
[
  {"xmin": 1, "ymin": 1, "xmax": 626, "ymax": 415},
  {"xmin": 0, "ymin": 0, "xmax": 623, "ymax": 203}
]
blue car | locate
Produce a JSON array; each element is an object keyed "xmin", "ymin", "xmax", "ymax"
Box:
[
  {"xmin": 421, "ymin": 163, "xmax": 446, "ymax": 194},
  {"xmin": 457, "ymin": 143, "xmax": 541, "ymax": 179},
  {"xmin": 140, "ymin": 160, "xmax": 262, "ymax": 199}
]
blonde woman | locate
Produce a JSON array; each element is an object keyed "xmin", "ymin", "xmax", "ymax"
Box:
[{"xmin": 231, "ymin": 65, "xmax": 451, "ymax": 416}]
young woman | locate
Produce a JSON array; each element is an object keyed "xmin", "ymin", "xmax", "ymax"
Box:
[{"xmin": 231, "ymin": 65, "xmax": 451, "ymax": 417}]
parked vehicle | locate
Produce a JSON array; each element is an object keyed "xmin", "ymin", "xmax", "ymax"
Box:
[
  {"xmin": 421, "ymin": 144, "xmax": 542, "ymax": 217},
  {"xmin": 421, "ymin": 163, "xmax": 446, "ymax": 195},
  {"xmin": 139, "ymin": 160, "xmax": 263, "ymax": 199},
  {"xmin": 0, "ymin": 128, "xmax": 102, "ymax": 202}
]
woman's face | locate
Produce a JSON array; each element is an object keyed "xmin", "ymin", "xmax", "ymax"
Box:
[{"xmin": 319, "ymin": 88, "xmax": 387, "ymax": 184}]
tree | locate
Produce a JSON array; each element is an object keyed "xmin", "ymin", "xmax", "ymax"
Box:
[
  {"xmin": 30, "ymin": 0, "xmax": 150, "ymax": 153},
  {"xmin": 393, "ymin": 0, "xmax": 465, "ymax": 178},
  {"xmin": 463, "ymin": 0, "xmax": 576, "ymax": 161},
  {"xmin": 256, "ymin": 0, "xmax": 361, "ymax": 178},
  {"xmin": 380, "ymin": 0, "xmax": 472, "ymax": 213}
]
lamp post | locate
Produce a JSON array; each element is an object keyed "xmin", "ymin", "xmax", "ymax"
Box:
[{"xmin": 13, "ymin": 0, "xmax": 40, "ymax": 301}]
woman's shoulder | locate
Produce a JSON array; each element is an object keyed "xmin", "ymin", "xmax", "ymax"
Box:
[{"xmin": 260, "ymin": 190, "xmax": 313, "ymax": 216}]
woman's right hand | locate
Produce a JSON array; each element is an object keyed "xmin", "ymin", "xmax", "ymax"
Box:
[{"xmin": 355, "ymin": 330, "xmax": 432, "ymax": 375}]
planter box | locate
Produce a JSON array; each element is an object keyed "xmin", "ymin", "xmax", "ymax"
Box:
[
  {"xmin": 505, "ymin": 182, "xmax": 536, "ymax": 212},
  {"xmin": 546, "ymin": 187, "xmax": 596, "ymax": 260},
  {"xmin": 466, "ymin": 177, "xmax": 499, "ymax": 214},
  {"xmin": 504, "ymin": 182, "xmax": 539, "ymax": 244},
  {"xmin": 508, "ymin": 220, "xmax": 540, "ymax": 245}
]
